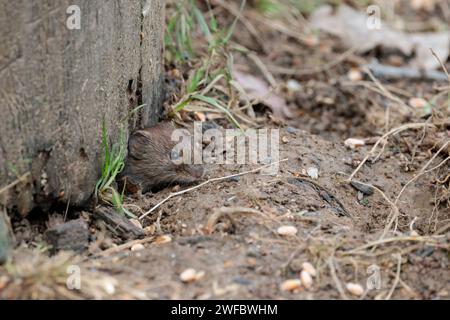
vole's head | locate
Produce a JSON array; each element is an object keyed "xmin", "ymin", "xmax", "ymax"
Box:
[{"xmin": 124, "ymin": 122, "xmax": 204, "ymax": 191}]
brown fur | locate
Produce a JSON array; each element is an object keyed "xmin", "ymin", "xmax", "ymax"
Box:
[{"xmin": 118, "ymin": 122, "xmax": 204, "ymax": 193}]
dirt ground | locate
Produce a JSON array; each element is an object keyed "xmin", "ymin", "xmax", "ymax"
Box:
[
  {"xmin": 91, "ymin": 127, "xmax": 450, "ymax": 300},
  {"xmin": 1, "ymin": 0, "xmax": 449, "ymax": 300}
]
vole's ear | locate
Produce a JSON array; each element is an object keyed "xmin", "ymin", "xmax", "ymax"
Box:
[
  {"xmin": 140, "ymin": 121, "xmax": 175, "ymax": 136},
  {"xmin": 155, "ymin": 121, "xmax": 175, "ymax": 132},
  {"xmin": 128, "ymin": 130, "xmax": 152, "ymax": 159}
]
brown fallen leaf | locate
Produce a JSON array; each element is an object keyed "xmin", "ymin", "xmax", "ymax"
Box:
[{"xmin": 233, "ymin": 69, "xmax": 292, "ymax": 119}]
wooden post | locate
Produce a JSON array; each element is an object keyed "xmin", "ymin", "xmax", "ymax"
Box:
[{"xmin": 0, "ymin": 0, "xmax": 164, "ymax": 261}]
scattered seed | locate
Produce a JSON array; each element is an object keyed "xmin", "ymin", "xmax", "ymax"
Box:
[
  {"xmin": 280, "ymin": 279, "xmax": 302, "ymax": 292},
  {"xmin": 346, "ymin": 282, "xmax": 364, "ymax": 296},
  {"xmin": 282, "ymin": 136, "xmax": 289, "ymax": 144},
  {"xmin": 180, "ymin": 268, "xmax": 197, "ymax": 283},
  {"xmin": 277, "ymin": 225, "xmax": 298, "ymax": 236},
  {"xmin": 101, "ymin": 277, "xmax": 117, "ymax": 295},
  {"xmin": 347, "ymin": 68, "xmax": 363, "ymax": 82},
  {"xmin": 344, "ymin": 138, "xmax": 365, "ymax": 149},
  {"xmin": 154, "ymin": 234, "xmax": 172, "ymax": 244},
  {"xmin": 302, "ymin": 262, "xmax": 317, "ymax": 277},
  {"xmin": 180, "ymin": 268, "xmax": 204, "ymax": 283},
  {"xmin": 130, "ymin": 243, "xmax": 145, "ymax": 251},
  {"xmin": 300, "ymin": 270, "xmax": 313, "ymax": 289}
]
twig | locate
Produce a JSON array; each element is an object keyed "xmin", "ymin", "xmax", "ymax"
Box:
[
  {"xmin": 347, "ymin": 123, "xmax": 436, "ymax": 181},
  {"xmin": 327, "ymin": 257, "xmax": 349, "ymax": 300},
  {"xmin": 348, "ymin": 178, "xmax": 399, "ymax": 228},
  {"xmin": 387, "ymin": 270, "xmax": 417, "ymax": 298},
  {"xmin": 383, "ymin": 149, "xmax": 450, "ymax": 238},
  {"xmin": 248, "ymin": 52, "xmax": 277, "ymax": 88},
  {"xmin": 286, "ymin": 177, "xmax": 351, "ymax": 217},
  {"xmin": 430, "ymin": 48, "xmax": 450, "ymax": 82},
  {"xmin": 365, "ymin": 61, "xmax": 449, "ymax": 82},
  {"xmin": 363, "ymin": 66, "xmax": 410, "ymax": 112},
  {"xmin": 434, "ymin": 222, "xmax": 450, "ymax": 235},
  {"xmin": 385, "ymin": 253, "xmax": 402, "ymax": 300},
  {"xmin": 139, "ymin": 159, "xmax": 288, "ymax": 220},
  {"xmin": 343, "ymin": 235, "xmax": 442, "ymax": 255}
]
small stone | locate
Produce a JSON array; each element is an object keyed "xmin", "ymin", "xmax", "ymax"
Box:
[
  {"xmin": 280, "ymin": 279, "xmax": 302, "ymax": 292},
  {"xmin": 286, "ymin": 79, "xmax": 302, "ymax": 92},
  {"xmin": 130, "ymin": 243, "xmax": 145, "ymax": 251},
  {"xmin": 286, "ymin": 127, "xmax": 299, "ymax": 134},
  {"xmin": 227, "ymin": 176, "xmax": 241, "ymax": 182},
  {"xmin": 302, "ymin": 262, "xmax": 317, "ymax": 277},
  {"xmin": 350, "ymin": 181, "xmax": 374, "ymax": 195},
  {"xmin": 282, "ymin": 136, "xmax": 289, "ymax": 144},
  {"xmin": 346, "ymin": 282, "xmax": 364, "ymax": 296},
  {"xmin": 357, "ymin": 191, "xmax": 364, "ymax": 201},
  {"xmin": 307, "ymin": 167, "xmax": 319, "ymax": 180},
  {"xmin": 300, "ymin": 270, "xmax": 313, "ymax": 289},
  {"xmin": 344, "ymin": 138, "xmax": 365, "ymax": 149},
  {"xmin": 277, "ymin": 225, "xmax": 298, "ymax": 236}
]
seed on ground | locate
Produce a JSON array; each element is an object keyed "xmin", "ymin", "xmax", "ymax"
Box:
[{"xmin": 277, "ymin": 225, "xmax": 298, "ymax": 236}]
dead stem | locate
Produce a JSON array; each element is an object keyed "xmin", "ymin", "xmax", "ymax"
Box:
[
  {"xmin": 385, "ymin": 253, "xmax": 402, "ymax": 300},
  {"xmin": 327, "ymin": 257, "xmax": 349, "ymax": 300},
  {"xmin": 347, "ymin": 123, "xmax": 436, "ymax": 182},
  {"xmin": 343, "ymin": 235, "xmax": 443, "ymax": 255}
]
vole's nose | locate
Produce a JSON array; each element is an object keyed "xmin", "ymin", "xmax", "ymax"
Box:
[{"xmin": 191, "ymin": 165, "xmax": 204, "ymax": 179}]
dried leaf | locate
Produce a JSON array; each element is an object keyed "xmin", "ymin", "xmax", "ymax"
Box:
[{"xmin": 233, "ymin": 69, "xmax": 291, "ymax": 118}]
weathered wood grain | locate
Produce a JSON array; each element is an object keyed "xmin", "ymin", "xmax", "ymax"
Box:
[{"xmin": 0, "ymin": 0, "xmax": 164, "ymax": 261}]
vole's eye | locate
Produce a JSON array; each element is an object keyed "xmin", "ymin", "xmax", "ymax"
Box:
[{"xmin": 170, "ymin": 149, "xmax": 180, "ymax": 161}]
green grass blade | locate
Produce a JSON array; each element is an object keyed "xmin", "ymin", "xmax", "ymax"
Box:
[{"xmin": 192, "ymin": 94, "xmax": 241, "ymax": 129}]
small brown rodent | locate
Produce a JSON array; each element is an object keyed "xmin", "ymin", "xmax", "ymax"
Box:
[{"xmin": 118, "ymin": 122, "xmax": 204, "ymax": 193}]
